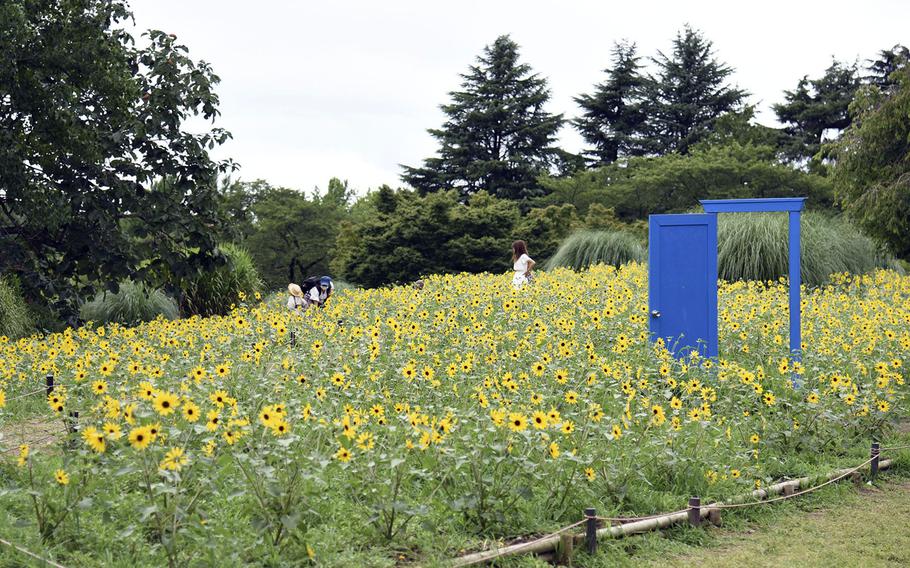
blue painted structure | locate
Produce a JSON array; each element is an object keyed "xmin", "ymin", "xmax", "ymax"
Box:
[
  {"xmin": 648, "ymin": 214, "xmax": 718, "ymax": 358},
  {"xmin": 648, "ymin": 198, "xmax": 806, "ymax": 370}
]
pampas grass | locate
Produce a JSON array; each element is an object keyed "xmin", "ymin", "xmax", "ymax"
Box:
[
  {"xmin": 80, "ymin": 280, "xmax": 178, "ymax": 325},
  {"xmin": 718, "ymin": 212, "xmax": 902, "ymax": 286},
  {"xmin": 545, "ymin": 230, "xmax": 646, "ymax": 271}
]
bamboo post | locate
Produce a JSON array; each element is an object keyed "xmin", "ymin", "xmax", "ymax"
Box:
[
  {"xmin": 558, "ymin": 533, "xmax": 573, "ymax": 566},
  {"xmin": 688, "ymin": 497, "xmax": 701, "ymax": 527},
  {"xmin": 871, "ymin": 441, "xmax": 880, "ymax": 481},
  {"xmin": 584, "ymin": 508, "xmax": 597, "ymax": 555},
  {"xmin": 45, "ymin": 373, "xmax": 54, "ymax": 397}
]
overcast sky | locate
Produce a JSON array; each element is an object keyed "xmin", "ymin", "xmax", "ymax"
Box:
[{"xmin": 128, "ymin": 0, "xmax": 907, "ymax": 195}]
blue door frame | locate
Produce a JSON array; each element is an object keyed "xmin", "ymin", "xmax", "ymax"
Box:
[{"xmin": 648, "ymin": 198, "xmax": 806, "ymax": 374}]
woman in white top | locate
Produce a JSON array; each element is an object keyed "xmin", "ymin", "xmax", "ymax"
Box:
[{"xmin": 511, "ymin": 240, "xmax": 535, "ymax": 289}]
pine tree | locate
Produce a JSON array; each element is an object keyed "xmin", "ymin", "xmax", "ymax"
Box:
[
  {"xmin": 401, "ymin": 36, "xmax": 563, "ymax": 201},
  {"xmin": 773, "ymin": 59, "xmax": 859, "ymax": 168},
  {"xmin": 644, "ymin": 26, "xmax": 748, "ymax": 155},
  {"xmin": 573, "ymin": 41, "xmax": 648, "ymax": 166},
  {"xmin": 864, "ymin": 44, "xmax": 909, "ymax": 92}
]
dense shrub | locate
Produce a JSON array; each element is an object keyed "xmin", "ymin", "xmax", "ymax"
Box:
[
  {"xmin": 717, "ymin": 212, "xmax": 902, "ymax": 286},
  {"xmin": 80, "ymin": 280, "xmax": 179, "ymax": 325},
  {"xmin": 545, "ymin": 230, "xmax": 646, "ymax": 271},
  {"xmin": 0, "ymin": 275, "xmax": 34, "ymax": 338},
  {"xmin": 181, "ymin": 243, "xmax": 263, "ymax": 316}
]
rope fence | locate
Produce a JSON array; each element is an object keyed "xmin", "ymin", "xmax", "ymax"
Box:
[
  {"xmin": 708, "ymin": 457, "xmax": 875, "ymax": 510},
  {"xmin": 451, "ymin": 442, "xmax": 902, "ymax": 566},
  {"xmin": 0, "ymin": 536, "xmax": 68, "ymax": 568}
]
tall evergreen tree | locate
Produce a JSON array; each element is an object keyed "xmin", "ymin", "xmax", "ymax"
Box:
[
  {"xmin": 865, "ymin": 44, "xmax": 909, "ymax": 92},
  {"xmin": 401, "ymin": 35, "xmax": 563, "ymax": 201},
  {"xmin": 643, "ymin": 26, "xmax": 748, "ymax": 155},
  {"xmin": 773, "ymin": 59, "xmax": 860, "ymax": 168},
  {"xmin": 573, "ymin": 41, "xmax": 648, "ymax": 166}
]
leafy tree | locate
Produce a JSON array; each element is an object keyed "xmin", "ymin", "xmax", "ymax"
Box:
[
  {"xmin": 695, "ymin": 105, "xmax": 786, "ymax": 150},
  {"xmin": 573, "ymin": 41, "xmax": 648, "ymax": 166},
  {"xmin": 0, "ymin": 0, "xmax": 232, "ymax": 321},
  {"xmin": 401, "ymin": 35, "xmax": 563, "ymax": 202},
  {"xmin": 215, "ymin": 178, "xmax": 268, "ymax": 244},
  {"xmin": 242, "ymin": 181, "xmax": 349, "ymax": 289},
  {"xmin": 864, "ymin": 44, "xmax": 909, "ymax": 92},
  {"xmin": 773, "ymin": 59, "xmax": 860, "ymax": 169},
  {"xmin": 643, "ymin": 26, "xmax": 748, "ymax": 155},
  {"xmin": 831, "ymin": 66, "xmax": 910, "ymax": 259}
]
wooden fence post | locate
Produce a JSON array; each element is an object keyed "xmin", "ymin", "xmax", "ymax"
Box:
[
  {"xmin": 584, "ymin": 508, "xmax": 597, "ymax": 555},
  {"xmin": 688, "ymin": 497, "xmax": 701, "ymax": 527},
  {"xmin": 871, "ymin": 441, "xmax": 880, "ymax": 481}
]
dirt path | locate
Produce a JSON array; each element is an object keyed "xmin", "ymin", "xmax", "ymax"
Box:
[{"xmin": 644, "ymin": 482, "xmax": 910, "ymax": 567}]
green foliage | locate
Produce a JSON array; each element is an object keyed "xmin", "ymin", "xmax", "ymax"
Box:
[
  {"xmin": 545, "ymin": 230, "xmax": 646, "ymax": 271},
  {"xmin": 0, "ymin": 275, "xmax": 33, "ymax": 338},
  {"xmin": 539, "ymin": 142, "xmax": 834, "ymax": 221},
  {"xmin": 181, "ymin": 244, "xmax": 263, "ymax": 316},
  {"xmin": 642, "ymin": 25, "xmax": 748, "ymax": 155},
  {"xmin": 773, "ymin": 59, "xmax": 859, "ymax": 169},
  {"xmin": 831, "ymin": 66, "xmax": 910, "ymax": 260},
  {"xmin": 401, "ymin": 35, "xmax": 563, "ymax": 201},
  {"xmin": 332, "ymin": 189, "xmax": 523, "ymax": 287},
  {"xmin": 0, "ymin": 1, "xmax": 232, "ymax": 320},
  {"xmin": 514, "ymin": 204, "xmax": 582, "ymax": 263},
  {"xmin": 79, "ymin": 280, "xmax": 178, "ymax": 325},
  {"xmin": 717, "ymin": 212, "xmax": 901, "ymax": 286}
]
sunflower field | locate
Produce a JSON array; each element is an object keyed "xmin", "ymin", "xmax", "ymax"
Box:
[{"xmin": 1, "ymin": 264, "xmax": 909, "ymax": 566}]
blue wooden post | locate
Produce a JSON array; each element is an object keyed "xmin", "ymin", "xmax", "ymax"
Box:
[{"xmin": 789, "ymin": 210, "xmax": 801, "ymax": 387}]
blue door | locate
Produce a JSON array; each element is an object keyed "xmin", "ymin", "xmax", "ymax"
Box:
[{"xmin": 648, "ymin": 214, "xmax": 718, "ymax": 358}]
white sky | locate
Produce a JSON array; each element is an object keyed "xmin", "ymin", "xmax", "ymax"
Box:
[{"xmin": 128, "ymin": 0, "xmax": 908, "ymax": 195}]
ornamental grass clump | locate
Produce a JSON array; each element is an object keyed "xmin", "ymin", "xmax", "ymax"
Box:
[
  {"xmin": 180, "ymin": 243, "xmax": 263, "ymax": 316},
  {"xmin": 0, "ymin": 275, "xmax": 33, "ymax": 338},
  {"xmin": 545, "ymin": 230, "xmax": 646, "ymax": 271},
  {"xmin": 717, "ymin": 212, "xmax": 902, "ymax": 286},
  {"xmin": 80, "ymin": 280, "xmax": 178, "ymax": 325}
]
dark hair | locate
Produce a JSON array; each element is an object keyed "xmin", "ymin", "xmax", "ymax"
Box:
[{"xmin": 512, "ymin": 240, "xmax": 528, "ymax": 262}]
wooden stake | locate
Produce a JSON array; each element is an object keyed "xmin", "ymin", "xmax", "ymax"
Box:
[{"xmin": 45, "ymin": 373, "xmax": 54, "ymax": 397}]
